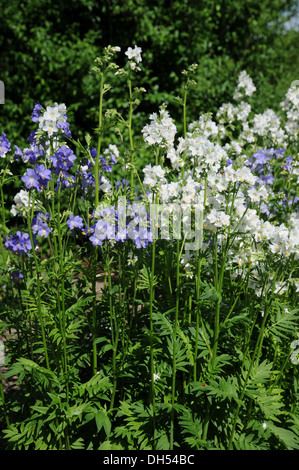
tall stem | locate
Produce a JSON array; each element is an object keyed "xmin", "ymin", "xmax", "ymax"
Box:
[
  {"xmin": 107, "ymin": 246, "xmax": 118, "ymax": 412},
  {"xmin": 211, "ymin": 235, "xmax": 227, "ymax": 368},
  {"xmin": 170, "ymin": 237, "xmax": 182, "ymax": 449},
  {"xmin": 92, "ymin": 70, "xmax": 104, "ymax": 374},
  {"xmin": 194, "ymin": 257, "xmax": 202, "ymax": 381},
  {"xmin": 27, "ymin": 196, "xmax": 50, "ymax": 371},
  {"xmin": 181, "ymin": 88, "xmax": 188, "ymax": 180},
  {"xmin": 95, "ymin": 71, "xmax": 104, "ymax": 209},
  {"xmin": 56, "ymin": 184, "xmax": 69, "ymax": 398},
  {"xmin": 227, "ymin": 271, "xmax": 278, "ymax": 449},
  {"xmin": 0, "ymin": 370, "xmax": 10, "ymax": 427},
  {"xmin": 128, "ymin": 78, "xmax": 135, "ymax": 199},
  {"xmin": 149, "ymin": 225, "xmax": 157, "ymax": 441},
  {"xmin": 194, "ymin": 176, "xmax": 207, "ymax": 380}
]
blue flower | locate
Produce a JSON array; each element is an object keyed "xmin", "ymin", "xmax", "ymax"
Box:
[
  {"xmin": 0, "ymin": 133, "xmax": 11, "ymax": 158},
  {"xmin": 51, "ymin": 146, "xmax": 76, "ymax": 188},
  {"xmin": 51, "ymin": 145, "xmax": 76, "ymax": 171},
  {"xmin": 90, "ymin": 147, "xmax": 117, "ymax": 173},
  {"xmin": 21, "ymin": 164, "xmax": 51, "ymax": 191},
  {"xmin": 35, "ymin": 164, "xmax": 52, "ymax": 186},
  {"xmin": 79, "ymin": 161, "xmax": 95, "ymax": 189},
  {"xmin": 282, "ymin": 155, "xmax": 292, "ymax": 171},
  {"xmin": 57, "ymin": 118, "xmax": 72, "ymax": 138},
  {"xmin": 5, "ymin": 231, "xmax": 34, "ymax": 256},
  {"xmin": 31, "ymin": 213, "xmax": 52, "ymax": 238},
  {"xmin": 21, "ymin": 168, "xmax": 41, "ymax": 190},
  {"xmin": 14, "ymin": 144, "xmax": 44, "ymax": 164},
  {"xmin": 31, "ymin": 103, "xmax": 42, "ymax": 123},
  {"xmin": 10, "ymin": 270, "xmax": 24, "ymax": 282},
  {"xmin": 67, "ymin": 215, "xmax": 84, "ymax": 231}
]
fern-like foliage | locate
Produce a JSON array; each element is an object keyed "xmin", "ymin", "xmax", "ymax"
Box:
[
  {"xmin": 266, "ymin": 305, "xmax": 299, "ymax": 343},
  {"xmin": 114, "ymin": 400, "xmax": 154, "ymax": 450}
]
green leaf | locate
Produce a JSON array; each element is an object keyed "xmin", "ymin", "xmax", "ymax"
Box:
[
  {"xmin": 78, "ymin": 372, "xmax": 111, "ymax": 398},
  {"xmin": 95, "ymin": 411, "xmax": 111, "ymax": 437},
  {"xmin": 204, "ymin": 376, "xmax": 240, "ymax": 403},
  {"xmin": 266, "ymin": 306, "xmax": 299, "ymax": 342},
  {"xmin": 138, "ymin": 265, "xmax": 157, "ymax": 290},
  {"xmin": 268, "ymin": 422, "xmax": 299, "ymax": 450}
]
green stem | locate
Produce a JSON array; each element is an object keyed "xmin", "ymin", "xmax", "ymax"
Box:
[
  {"xmin": 194, "ymin": 257, "xmax": 202, "ymax": 381},
  {"xmin": 56, "ymin": 185, "xmax": 69, "ymax": 394},
  {"xmin": 95, "ymin": 71, "xmax": 104, "ymax": 210},
  {"xmin": 194, "ymin": 176, "xmax": 207, "ymax": 380},
  {"xmin": 128, "ymin": 78, "xmax": 135, "ymax": 199},
  {"xmin": 0, "ymin": 372, "xmax": 10, "ymax": 427},
  {"xmin": 91, "ymin": 246, "xmax": 98, "ymax": 375},
  {"xmin": 181, "ymin": 88, "xmax": 188, "ymax": 179},
  {"xmin": 227, "ymin": 272, "xmax": 278, "ymax": 449},
  {"xmin": 149, "ymin": 228, "xmax": 157, "ymax": 442},
  {"xmin": 27, "ymin": 196, "xmax": 50, "ymax": 371},
  {"xmin": 107, "ymin": 247, "xmax": 118, "ymax": 412},
  {"xmin": 91, "ymin": 70, "xmax": 104, "ymax": 374},
  {"xmin": 211, "ymin": 235, "xmax": 227, "ymax": 369},
  {"xmin": 170, "ymin": 237, "xmax": 183, "ymax": 450}
]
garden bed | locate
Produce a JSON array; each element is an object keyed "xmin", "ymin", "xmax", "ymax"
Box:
[{"xmin": 0, "ymin": 46, "xmax": 298, "ymax": 451}]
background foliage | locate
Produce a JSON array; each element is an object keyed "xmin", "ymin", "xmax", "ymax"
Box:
[{"xmin": 1, "ymin": 0, "xmax": 299, "ymax": 148}]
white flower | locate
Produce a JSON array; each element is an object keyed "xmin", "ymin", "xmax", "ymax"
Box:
[
  {"xmin": 166, "ymin": 146, "xmax": 184, "ymax": 169},
  {"xmin": 143, "ymin": 164, "xmax": 167, "ymax": 188},
  {"xmin": 142, "ymin": 108, "xmax": 177, "ymax": 148},
  {"xmin": 40, "ymin": 119, "xmax": 58, "ymax": 136},
  {"xmin": 216, "ymin": 102, "xmax": 236, "ymax": 124},
  {"xmin": 159, "ymin": 181, "xmax": 181, "ymax": 202},
  {"xmin": 10, "ymin": 189, "xmax": 38, "ymax": 216},
  {"xmin": 125, "ymin": 45, "xmax": 142, "ymax": 64},
  {"xmin": 127, "ymin": 251, "xmax": 138, "ymax": 266},
  {"xmin": 129, "ymin": 62, "xmax": 141, "ymax": 72},
  {"xmin": 104, "ymin": 144, "xmax": 119, "ymax": 159},
  {"xmin": 43, "ymin": 105, "xmax": 60, "ymax": 122},
  {"xmin": 206, "ymin": 208, "xmax": 230, "ymax": 229},
  {"xmin": 189, "ymin": 114, "xmax": 219, "ymax": 139},
  {"xmin": 38, "ymin": 103, "xmax": 67, "ymax": 136},
  {"xmin": 235, "ymin": 101, "xmax": 252, "ymax": 121},
  {"xmin": 233, "ymin": 71, "xmax": 256, "ymax": 100},
  {"xmin": 99, "ymin": 175, "xmax": 112, "ymax": 195},
  {"xmin": 247, "ymin": 185, "xmax": 269, "ymax": 204}
]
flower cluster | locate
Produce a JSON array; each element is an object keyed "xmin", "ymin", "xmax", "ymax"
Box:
[
  {"xmin": 125, "ymin": 45, "xmax": 142, "ymax": 71},
  {"xmin": 10, "ymin": 190, "xmax": 38, "ymax": 217},
  {"xmin": 233, "ymin": 70, "xmax": 256, "ymax": 100},
  {"xmin": 34, "ymin": 103, "xmax": 71, "ymax": 138},
  {"xmin": 51, "ymin": 145, "xmax": 76, "ymax": 188},
  {"xmin": 2, "ymin": 68, "xmax": 299, "ymax": 292},
  {"xmin": 14, "ymin": 143, "xmax": 45, "ymax": 164},
  {"xmin": 5, "ymin": 231, "xmax": 34, "ymax": 256},
  {"xmin": 142, "ymin": 108, "xmax": 177, "ymax": 148},
  {"xmin": 21, "ymin": 164, "xmax": 52, "ymax": 191},
  {"xmin": 84, "ymin": 201, "xmax": 153, "ymax": 249},
  {"xmin": 0, "ymin": 132, "xmax": 11, "ymax": 158},
  {"xmin": 280, "ymin": 80, "xmax": 299, "ymax": 140},
  {"xmin": 67, "ymin": 214, "xmax": 83, "ymax": 231},
  {"xmin": 31, "ymin": 212, "xmax": 52, "ymax": 238}
]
